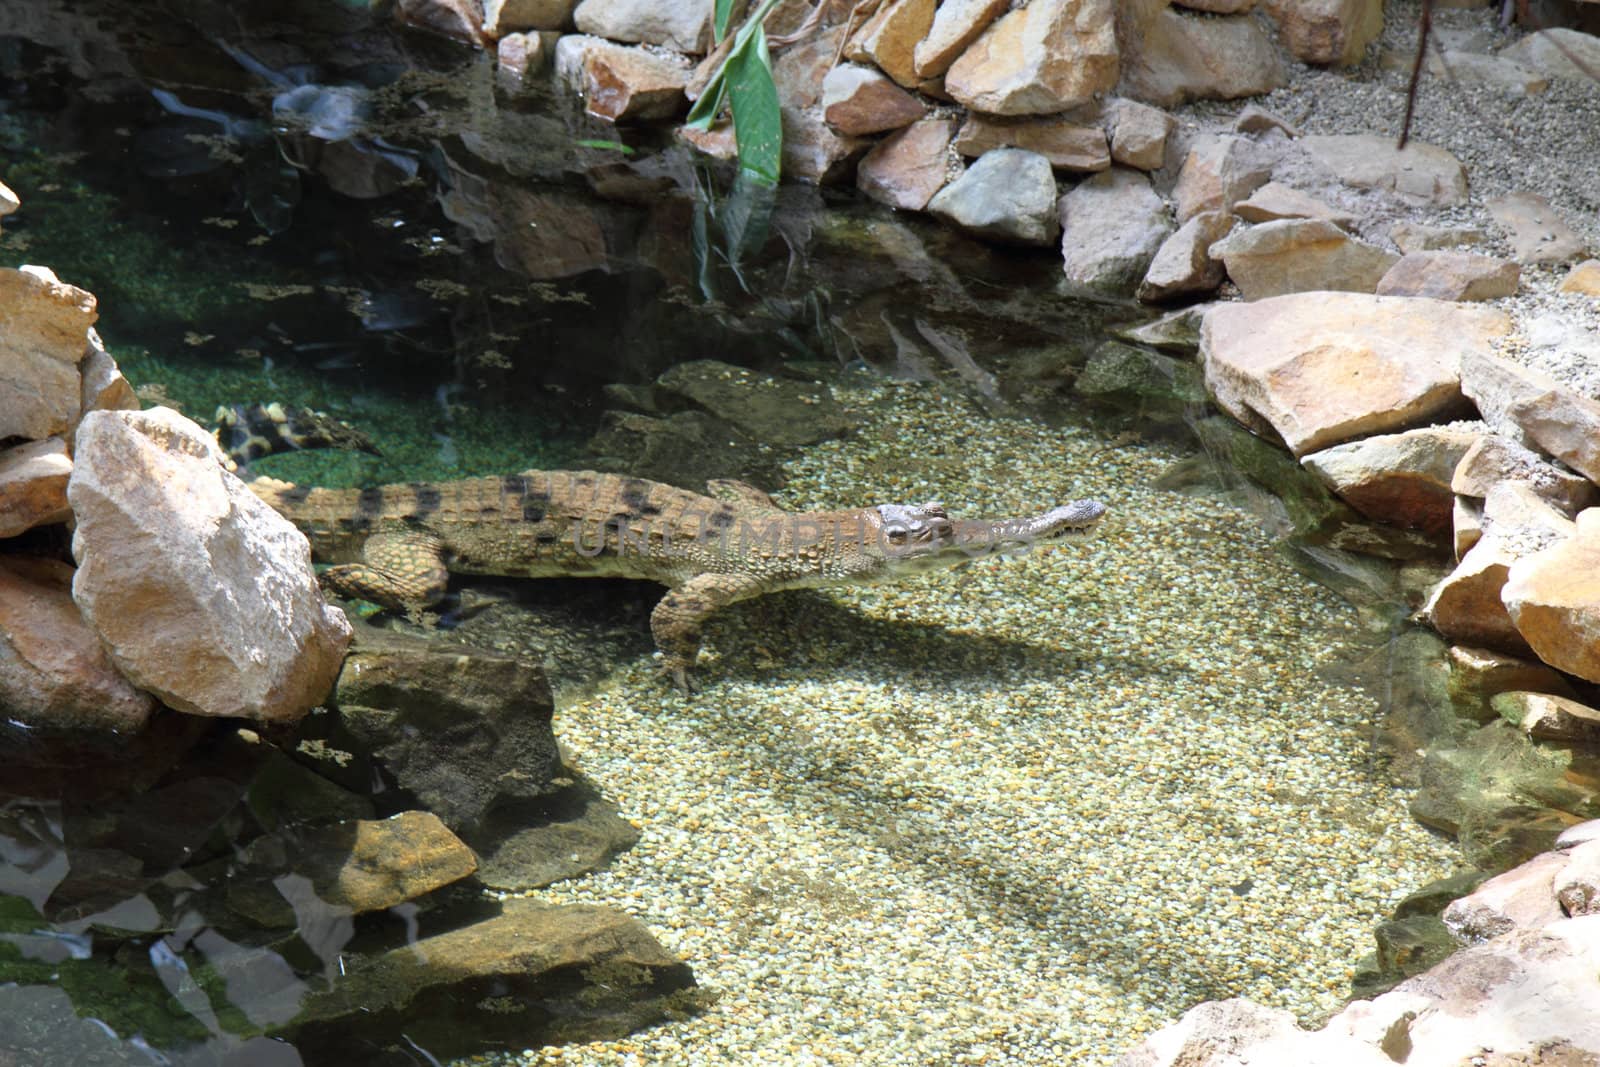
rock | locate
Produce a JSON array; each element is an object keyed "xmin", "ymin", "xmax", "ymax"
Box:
[
  {"xmin": 227, "ymin": 811, "xmax": 478, "ymax": 927},
  {"xmin": 913, "ymin": 0, "xmax": 1010, "ymax": 78},
  {"xmin": 1442, "ymin": 849, "xmax": 1566, "ymax": 942},
  {"xmin": 1502, "ymin": 386, "xmax": 1600, "ymax": 485},
  {"xmin": 1427, "ymin": 49, "xmax": 1549, "ymax": 94},
  {"xmin": 1390, "ymin": 221, "xmax": 1485, "ymax": 252},
  {"xmin": 573, "ymin": 0, "xmax": 711, "ymax": 52},
  {"xmin": 1136, "ymin": 210, "xmax": 1232, "ymax": 303},
  {"xmin": 1171, "ymin": 134, "xmax": 1275, "ymax": 223},
  {"xmin": 857, "ymin": 118, "xmax": 957, "ymax": 211},
  {"xmin": 1447, "ymin": 645, "xmax": 1578, "ymax": 725},
  {"xmin": 0, "ymin": 556, "xmax": 155, "ymax": 733},
  {"xmin": 1212, "ymin": 219, "xmax": 1398, "ymax": 300},
  {"xmin": 845, "ymin": 0, "xmax": 937, "ymax": 88},
  {"xmin": 0, "ymin": 180, "xmax": 17, "ymax": 218},
  {"xmin": 1375, "ymin": 250, "xmax": 1520, "ymax": 301},
  {"xmin": 76, "ymin": 332, "xmax": 138, "ymax": 420},
  {"xmin": 67, "ymin": 407, "xmax": 352, "ymax": 724},
  {"xmin": 483, "ymin": 0, "xmax": 574, "ymax": 33},
  {"xmin": 1557, "ymin": 839, "xmax": 1600, "ymax": 915},
  {"xmin": 1059, "ymin": 166, "xmax": 1172, "ymax": 295},
  {"xmin": 1485, "ymin": 191, "xmax": 1589, "ymax": 265},
  {"xmin": 772, "ymin": 27, "xmax": 873, "ymax": 182},
  {"xmin": 1264, "ymin": 0, "xmax": 1382, "ymax": 65},
  {"xmin": 0, "ymin": 265, "xmax": 96, "ymax": 442},
  {"xmin": 284, "ymin": 898, "xmax": 696, "ymax": 1057},
  {"xmin": 1113, "ymin": 998, "xmax": 1308, "ymax": 1067},
  {"xmin": 1174, "ymin": 0, "xmax": 1257, "ymax": 9},
  {"xmin": 1233, "ymin": 181, "xmax": 1356, "ymax": 228},
  {"xmin": 1561, "ymin": 260, "xmax": 1600, "ymax": 296},
  {"xmin": 469, "ymin": 785, "xmax": 641, "ymax": 891},
  {"xmin": 1106, "ymin": 98, "xmax": 1174, "ymax": 170},
  {"xmin": 1300, "ymin": 426, "xmax": 1480, "ymax": 537},
  {"xmin": 943, "ymin": 0, "xmax": 1119, "ymax": 116},
  {"xmin": 1559, "ymin": 821, "xmax": 1600, "ymax": 851},
  {"xmin": 0, "ymin": 437, "xmax": 72, "ymax": 538},
  {"xmin": 927, "ymin": 147, "xmax": 1060, "ymax": 245},
  {"xmin": 951, "ymin": 114, "xmax": 1109, "ymax": 171},
  {"xmin": 1232, "ymin": 103, "xmax": 1299, "ymax": 137},
  {"xmin": 822, "ymin": 64, "xmax": 926, "ymax": 135},
  {"xmin": 1494, "ymin": 691, "xmax": 1600, "ymax": 743},
  {"xmin": 1199, "ymin": 292, "xmax": 1511, "ymax": 456},
  {"xmin": 587, "ymin": 409, "xmax": 779, "ymax": 489},
  {"xmin": 395, "ymin": 0, "xmax": 492, "ymax": 44},
  {"xmin": 1424, "ymin": 483, "xmax": 1574, "ymax": 654},
  {"xmin": 1301, "ymin": 134, "xmax": 1468, "ymax": 206},
  {"xmin": 1371, "ymin": 914, "xmax": 1456, "ymax": 981},
  {"xmin": 333, "ymin": 625, "xmax": 563, "ymax": 831},
  {"xmin": 656, "ymin": 359, "xmax": 858, "ymax": 445},
  {"xmin": 1499, "ymin": 27, "xmax": 1600, "ymax": 83},
  {"xmin": 1115, "ymin": 0, "xmax": 1287, "ymax": 107},
  {"xmin": 1451, "ymin": 434, "xmax": 1595, "ymax": 515},
  {"xmin": 580, "ymin": 43, "xmax": 691, "ymax": 122},
  {"xmin": 1458, "ymin": 347, "xmax": 1567, "ymax": 448},
  {"xmin": 1112, "ymin": 305, "xmax": 1206, "ymax": 354},
  {"xmin": 1072, "ymin": 340, "xmax": 1207, "ymax": 416},
  {"xmin": 1503, "ymin": 508, "xmax": 1600, "ymax": 684}
]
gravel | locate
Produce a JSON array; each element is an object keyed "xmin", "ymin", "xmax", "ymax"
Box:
[{"xmin": 464, "ymin": 379, "xmax": 1459, "ymax": 1067}]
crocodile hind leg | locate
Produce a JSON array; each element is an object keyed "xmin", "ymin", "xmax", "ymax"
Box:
[
  {"xmin": 650, "ymin": 572, "xmax": 766, "ymax": 692},
  {"xmin": 318, "ymin": 530, "xmax": 450, "ymax": 612}
]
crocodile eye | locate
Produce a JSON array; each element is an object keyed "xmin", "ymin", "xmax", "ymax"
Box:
[{"xmin": 885, "ymin": 527, "xmax": 908, "ymax": 545}]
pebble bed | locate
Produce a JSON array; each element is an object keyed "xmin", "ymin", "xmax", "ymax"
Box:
[{"xmin": 468, "ymin": 380, "xmax": 1459, "ymax": 1067}]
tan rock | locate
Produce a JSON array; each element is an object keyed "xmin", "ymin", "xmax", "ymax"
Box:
[
  {"xmin": 1389, "ymin": 221, "xmax": 1485, "ymax": 252},
  {"xmin": 1115, "ymin": 0, "xmax": 1286, "ymax": 107},
  {"xmin": 783, "ymin": 111, "xmax": 872, "ymax": 183},
  {"xmin": 1453, "ymin": 495, "xmax": 1483, "ymax": 559},
  {"xmin": 1423, "ymin": 483, "xmax": 1575, "ymax": 654},
  {"xmin": 677, "ymin": 121, "xmax": 738, "ymax": 160},
  {"xmin": 913, "ymin": 0, "xmax": 1011, "ymax": 78},
  {"xmin": 1503, "ymin": 508, "xmax": 1600, "ymax": 684},
  {"xmin": 822, "ymin": 64, "xmax": 926, "ymax": 136},
  {"xmin": 1265, "ymin": 0, "xmax": 1382, "ymax": 66},
  {"xmin": 77, "ymin": 331, "xmax": 139, "ymax": 421},
  {"xmin": 1486, "ymin": 191, "xmax": 1589, "ymax": 265},
  {"xmin": 68, "ymin": 407, "xmax": 352, "ymax": 723},
  {"xmin": 572, "ymin": 0, "xmax": 711, "ymax": 52},
  {"xmin": 227, "ymin": 810, "xmax": 478, "ymax": 926},
  {"xmin": 0, "ymin": 265, "xmax": 97, "ymax": 441},
  {"xmin": 1301, "ymin": 133, "xmax": 1467, "ymax": 206},
  {"xmin": 483, "ymin": 0, "xmax": 573, "ymax": 33},
  {"xmin": 1375, "ymin": 250, "xmax": 1520, "ymax": 301},
  {"xmin": 1556, "ymin": 839, "xmax": 1600, "ymax": 916},
  {"xmin": 1199, "ymin": 292, "xmax": 1512, "ymax": 456},
  {"xmin": 581, "ymin": 43, "xmax": 691, "ymax": 122},
  {"xmin": 845, "ymin": 0, "xmax": 937, "ymax": 88},
  {"xmin": 1502, "ymin": 387, "xmax": 1600, "ymax": 485},
  {"xmin": 0, "ymin": 180, "xmax": 17, "ymax": 218},
  {"xmin": 1458, "ymin": 348, "xmax": 1565, "ymax": 447},
  {"xmin": 943, "ymin": 0, "xmax": 1119, "ymax": 116},
  {"xmin": 1136, "ymin": 210, "xmax": 1232, "ymax": 303},
  {"xmin": 1499, "ymin": 27, "xmax": 1600, "ymax": 83},
  {"xmin": 1176, "ymin": 0, "xmax": 1255, "ymax": 10},
  {"xmin": 1560, "ymin": 259, "xmax": 1600, "ymax": 296},
  {"xmin": 1427, "ymin": 49, "xmax": 1549, "ymax": 94},
  {"xmin": 1442, "ymin": 850, "xmax": 1566, "ymax": 942},
  {"xmin": 1171, "ymin": 134, "xmax": 1274, "ymax": 223},
  {"xmin": 394, "ymin": 0, "xmax": 491, "ymax": 45},
  {"xmin": 1232, "ymin": 103, "xmax": 1299, "ymax": 137},
  {"xmin": 1106, "ymin": 98, "xmax": 1174, "ymax": 170},
  {"xmin": 1446, "ymin": 645, "xmax": 1578, "ymax": 723},
  {"xmin": 0, "ymin": 437, "xmax": 72, "ymax": 538},
  {"xmin": 0, "ymin": 556, "xmax": 156, "ymax": 732},
  {"xmin": 951, "ymin": 114, "xmax": 1109, "ymax": 171},
  {"xmin": 1233, "ymin": 181, "xmax": 1355, "ymax": 228},
  {"xmin": 772, "ymin": 25, "xmax": 846, "ymax": 110},
  {"xmin": 1495, "ymin": 691, "xmax": 1600, "ymax": 743},
  {"xmin": 1300, "ymin": 426, "xmax": 1480, "ymax": 537},
  {"xmin": 856, "ymin": 118, "xmax": 956, "ymax": 211},
  {"xmin": 1451, "ymin": 434, "xmax": 1595, "ymax": 515},
  {"xmin": 1210, "ymin": 219, "xmax": 1399, "ymax": 301}
]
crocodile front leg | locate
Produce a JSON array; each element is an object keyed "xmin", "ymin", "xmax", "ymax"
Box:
[
  {"xmin": 319, "ymin": 529, "xmax": 450, "ymax": 612},
  {"xmin": 650, "ymin": 571, "xmax": 767, "ymax": 691}
]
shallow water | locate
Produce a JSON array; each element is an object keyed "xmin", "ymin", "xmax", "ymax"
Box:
[{"xmin": 0, "ymin": 2, "xmax": 1460, "ymax": 1064}]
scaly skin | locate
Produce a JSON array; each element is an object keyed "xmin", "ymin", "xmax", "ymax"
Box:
[{"xmin": 250, "ymin": 470, "xmax": 1107, "ymax": 689}]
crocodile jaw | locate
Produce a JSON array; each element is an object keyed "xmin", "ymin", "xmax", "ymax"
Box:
[{"xmin": 874, "ymin": 499, "xmax": 1106, "ymax": 575}]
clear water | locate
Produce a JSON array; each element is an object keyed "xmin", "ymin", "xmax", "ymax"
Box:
[{"xmin": 0, "ymin": 2, "xmax": 1462, "ymax": 1064}]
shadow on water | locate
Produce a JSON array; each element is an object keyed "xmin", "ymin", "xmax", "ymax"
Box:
[{"xmin": 0, "ymin": 0, "xmax": 1492, "ymax": 1061}]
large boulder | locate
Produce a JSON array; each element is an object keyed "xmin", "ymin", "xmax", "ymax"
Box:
[
  {"xmin": 1199, "ymin": 292, "xmax": 1511, "ymax": 456},
  {"xmin": 1503, "ymin": 508, "xmax": 1600, "ymax": 684},
  {"xmin": 943, "ymin": 0, "xmax": 1119, "ymax": 115},
  {"xmin": 0, "ymin": 556, "xmax": 156, "ymax": 732},
  {"xmin": 0, "ymin": 265, "xmax": 96, "ymax": 441},
  {"xmin": 67, "ymin": 407, "xmax": 352, "ymax": 723}
]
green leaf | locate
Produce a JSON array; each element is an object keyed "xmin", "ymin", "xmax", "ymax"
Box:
[
  {"xmin": 726, "ymin": 26, "xmax": 782, "ymax": 185},
  {"xmin": 575, "ymin": 139, "xmax": 636, "ymax": 155},
  {"xmin": 714, "ymin": 0, "xmax": 739, "ymax": 42}
]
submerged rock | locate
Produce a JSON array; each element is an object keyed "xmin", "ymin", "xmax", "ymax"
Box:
[
  {"xmin": 654, "ymin": 359, "xmax": 858, "ymax": 446},
  {"xmin": 68, "ymin": 407, "xmax": 352, "ymax": 724}
]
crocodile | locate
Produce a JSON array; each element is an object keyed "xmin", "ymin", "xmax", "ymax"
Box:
[{"xmin": 250, "ymin": 470, "xmax": 1107, "ymax": 689}]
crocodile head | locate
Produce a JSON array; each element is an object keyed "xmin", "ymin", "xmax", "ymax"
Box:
[{"xmin": 870, "ymin": 498, "xmax": 1107, "ymax": 575}]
